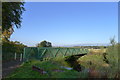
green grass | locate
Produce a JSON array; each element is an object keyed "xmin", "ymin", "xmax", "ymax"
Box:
[
  {"xmin": 6, "ymin": 44, "xmax": 119, "ymax": 78},
  {"xmin": 77, "ymin": 54, "xmax": 106, "ymax": 69},
  {"xmin": 77, "ymin": 44, "xmax": 119, "ymax": 78},
  {"xmin": 6, "ymin": 57, "xmax": 88, "ymax": 78}
]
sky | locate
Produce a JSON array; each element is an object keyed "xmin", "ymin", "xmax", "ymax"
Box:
[{"xmin": 10, "ymin": 2, "xmax": 118, "ymax": 47}]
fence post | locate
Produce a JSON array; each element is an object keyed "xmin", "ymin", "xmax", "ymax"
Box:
[
  {"xmin": 14, "ymin": 53, "xmax": 16, "ymax": 60},
  {"xmin": 20, "ymin": 53, "xmax": 22, "ymax": 61},
  {"xmin": 23, "ymin": 48, "xmax": 25, "ymax": 62}
]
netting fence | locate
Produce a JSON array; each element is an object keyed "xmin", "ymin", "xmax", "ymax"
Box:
[{"xmin": 23, "ymin": 47, "xmax": 89, "ymax": 61}]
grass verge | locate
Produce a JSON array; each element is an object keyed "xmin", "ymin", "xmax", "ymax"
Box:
[{"xmin": 6, "ymin": 57, "xmax": 88, "ymax": 78}]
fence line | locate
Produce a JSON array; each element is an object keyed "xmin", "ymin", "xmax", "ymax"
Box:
[{"xmin": 3, "ymin": 53, "xmax": 23, "ymax": 62}]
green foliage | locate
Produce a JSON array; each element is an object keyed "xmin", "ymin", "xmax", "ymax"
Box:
[
  {"xmin": 77, "ymin": 54, "xmax": 105, "ymax": 69},
  {"xmin": 77, "ymin": 43, "xmax": 119, "ymax": 78},
  {"xmin": 2, "ymin": 40, "xmax": 27, "ymax": 61},
  {"xmin": 104, "ymin": 37, "xmax": 119, "ymax": 78},
  {"xmin": 52, "ymin": 57, "xmax": 70, "ymax": 67},
  {"xmin": 2, "ymin": 40, "xmax": 27, "ymax": 54},
  {"xmin": 36, "ymin": 40, "xmax": 52, "ymax": 47},
  {"xmin": 2, "ymin": 2, "xmax": 25, "ymax": 41},
  {"xmin": 2, "ymin": 2, "xmax": 25, "ymax": 33},
  {"xmin": 105, "ymin": 44, "xmax": 119, "ymax": 78},
  {"xmin": 109, "ymin": 36, "xmax": 116, "ymax": 46}
]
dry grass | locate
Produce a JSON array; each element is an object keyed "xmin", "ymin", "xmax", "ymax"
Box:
[{"xmin": 88, "ymin": 49, "xmax": 106, "ymax": 54}]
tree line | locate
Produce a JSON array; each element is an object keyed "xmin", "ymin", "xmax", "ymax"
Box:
[{"xmin": 73, "ymin": 46, "xmax": 108, "ymax": 49}]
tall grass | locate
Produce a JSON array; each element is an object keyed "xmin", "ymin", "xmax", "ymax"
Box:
[
  {"xmin": 77, "ymin": 43, "xmax": 119, "ymax": 78},
  {"xmin": 105, "ymin": 43, "xmax": 119, "ymax": 78}
]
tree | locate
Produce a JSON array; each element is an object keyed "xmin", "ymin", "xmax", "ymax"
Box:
[
  {"xmin": 110, "ymin": 36, "xmax": 116, "ymax": 46},
  {"xmin": 37, "ymin": 40, "xmax": 52, "ymax": 47},
  {"xmin": 2, "ymin": 40, "xmax": 27, "ymax": 61},
  {"xmin": 2, "ymin": 40, "xmax": 27, "ymax": 54},
  {"xmin": 2, "ymin": 2, "xmax": 25, "ymax": 40},
  {"xmin": 2, "ymin": 2, "xmax": 26, "ymax": 61}
]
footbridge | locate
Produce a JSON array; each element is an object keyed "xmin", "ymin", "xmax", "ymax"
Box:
[{"xmin": 23, "ymin": 47, "xmax": 89, "ymax": 61}]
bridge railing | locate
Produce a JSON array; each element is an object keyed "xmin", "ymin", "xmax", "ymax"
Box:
[{"xmin": 23, "ymin": 47, "xmax": 89, "ymax": 61}]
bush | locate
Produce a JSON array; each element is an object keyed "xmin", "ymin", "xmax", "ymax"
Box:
[
  {"xmin": 2, "ymin": 40, "xmax": 27, "ymax": 61},
  {"xmin": 106, "ymin": 44, "xmax": 119, "ymax": 78}
]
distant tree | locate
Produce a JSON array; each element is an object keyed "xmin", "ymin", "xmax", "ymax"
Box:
[
  {"xmin": 37, "ymin": 40, "xmax": 52, "ymax": 47},
  {"xmin": 2, "ymin": 2, "xmax": 25, "ymax": 40},
  {"xmin": 110, "ymin": 36, "xmax": 116, "ymax": 46}
]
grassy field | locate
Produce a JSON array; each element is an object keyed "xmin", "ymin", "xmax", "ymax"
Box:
[
  {"xmin": 6, "ymin": 57, "xmax": 88, "ymax": 78},
  {"xmin": 88, "ymin": 48, "xmax": 106, "ymax": 54},
  {"xmin": 5, "ymin": 44, "xmax": 119, "ymax": 78}
]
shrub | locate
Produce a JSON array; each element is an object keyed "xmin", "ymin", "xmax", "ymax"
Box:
[{"xmin": 106, "ymin": 44, "xmax": 119, "ymax": 78}]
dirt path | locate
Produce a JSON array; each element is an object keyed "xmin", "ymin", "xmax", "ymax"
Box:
[{"xmin": 2, "ymin": 59, "xmax": 23, "ymax": 78}]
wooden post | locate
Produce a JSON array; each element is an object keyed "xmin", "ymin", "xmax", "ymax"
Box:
[
  {"xmin": 20, "ymin": 53, "xmax": 22, "ymax": 61},
  {"xmin": 14, "ymin": 53, "xmax": 16, "ymax": 60}
]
